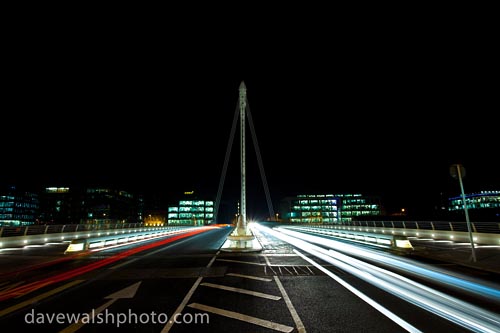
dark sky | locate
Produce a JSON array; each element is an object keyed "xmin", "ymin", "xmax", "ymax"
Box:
[{"xmin": 2, "ymin": 32, "xmax": 498, "ymax": 221}]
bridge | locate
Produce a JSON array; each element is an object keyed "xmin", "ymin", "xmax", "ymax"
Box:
[{"xmin": 1, "ymin": 82, "xmax": 499, "ymax": 332}]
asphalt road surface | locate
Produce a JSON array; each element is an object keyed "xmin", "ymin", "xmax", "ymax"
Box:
[{"xmin": 0, "ymin": 224, "xmax": 499, "ymax": 332}]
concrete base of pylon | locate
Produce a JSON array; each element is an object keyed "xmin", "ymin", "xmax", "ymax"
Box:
[{"xmin": 221, "ymin": 231, "xmax": 262, "ymax": 252}]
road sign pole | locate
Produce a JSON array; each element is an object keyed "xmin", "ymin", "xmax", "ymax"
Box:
[{"xmin": 455, "ymin": 165, "xmax": 477, "ymax": 262}]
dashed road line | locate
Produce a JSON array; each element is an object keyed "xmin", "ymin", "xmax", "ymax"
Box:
[{"xmin": 187, "ymin": 303, "xmax": 294, "ymax": 333}]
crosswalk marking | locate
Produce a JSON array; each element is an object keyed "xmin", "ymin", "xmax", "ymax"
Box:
[{"xmin": 188, "ymin": 303, "xmax": 294, "ymax": 333}]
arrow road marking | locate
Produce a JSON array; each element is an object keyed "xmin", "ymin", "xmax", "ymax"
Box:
[{"xmin": 59, "ymin": 281, "xmax": 142, "ymax": 333}]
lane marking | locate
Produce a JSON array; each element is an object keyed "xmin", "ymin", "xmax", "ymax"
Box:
[
  {"xmin": 274, "ymin": 276, "xmax": 306, "ymax": 333},
  {"xmin": 227, "ymin": 273, "xmax": 272, "ymax": 282},
  {"xmin": 0, "ymin": 280, "xmax": 84, "ymax": 317},
  {"xmin": 264, "ymin": 255, "xmax": 271, "ymax": 266},
  {"xmin": 161, "ymin": 250, "xmax": 219, "ymax": 333},
  {"xmin": 200, "ymin": 282, "xmax": 281, "ymax": 300},
  {"xmin": 294, "ymin": 249, "xmax": 422, "ymax": 333},
  {"xmin": 109, "ymin": 258, "xmax": 140, "ymax": 270},
  {"xmin": 188, "ymin": 303, "xmax": 294, "ymax": 333},
  {"xmin": 59, "ymin": 281, "xmax": 142, "ymax": 333},
  {"xmin": 59, "ymin": 299, "xmax": 115, "ymax": 333},
  {"xmin": 216, "ymin": 259, "xmax": 265, "ymax": 266}
]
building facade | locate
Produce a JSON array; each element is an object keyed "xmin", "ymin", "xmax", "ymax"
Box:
[
  {"xmin": 80, "ymin": 188, "xmax": 143, "ymax": 225},
  {"xmin": 0, "ymin": 186, "xmax": 39, "ymax": 226},
  {"xmin": 448, "ymin": 190, "xmax": 500, "ymax": 221},
  {"xmin": 280, "ymin": 193, "xmax": 382, "ymax": 223},
  {"xmin": 38, "ymin": 187, "xmax": 78, "ymax": 225},
  {"xmin": 167, "ymin": 192, "xmax": 214, "ymax": 225}
]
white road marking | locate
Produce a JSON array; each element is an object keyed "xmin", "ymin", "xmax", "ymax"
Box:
[
  {"xmin": 161, "ymin": 251, "xmax": 219, "ymax": 333},
  {"xmin": 60, "ymin": 281, "xmax": 142, "ymax": 333},
  {"xmin": 294, "ymin": 249, "xmax": 422, "ymax": 333},
  {"xmin": 227, "ymin": 273, "xmax": 272, "ymax": 282},
  {"xmin": 274, "ymin": 276, "xmax": 306, "ymax": 333},
  {"xmin": 217, "ymin": 258, "xmax": 265, "ymax": 265},
  {"xmin": 188, "ymin": 303, "xmax": 294, "ymax": 333},
  {"xmin": 200, "ymin": 282, "xmax": 281, "ymax": 300}
]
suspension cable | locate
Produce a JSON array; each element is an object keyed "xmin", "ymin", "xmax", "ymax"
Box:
[
  {"xmin": 213, "ymin": 103, "xmax": 239, "ymax": 223},
  {"xmin": 246, "ymin": 100, "xmax": 275, "ymax": 220}
]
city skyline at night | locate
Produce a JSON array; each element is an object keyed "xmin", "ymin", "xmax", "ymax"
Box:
[{"xmin": 3, "ymin": 43, "xmax": 498, "ymax": 222}]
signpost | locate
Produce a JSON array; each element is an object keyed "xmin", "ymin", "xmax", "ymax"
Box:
[{"xmin": 450, "ymin": 164, "xmax": 477, "ymax": 262}]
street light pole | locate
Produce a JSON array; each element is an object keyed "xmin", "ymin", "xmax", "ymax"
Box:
[{"xmin": 452, "ymin": 164, "xmax": 477, "ymax": 262}]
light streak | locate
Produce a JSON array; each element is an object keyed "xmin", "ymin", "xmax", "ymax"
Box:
[{"xmin": 255, "ymin": 224, "xmax": 500, "ymax": 333}]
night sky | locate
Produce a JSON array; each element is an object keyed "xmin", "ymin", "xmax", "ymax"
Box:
[{"xmin": 3, "ymin": 34, "xmax": 498, "ymax": 222}]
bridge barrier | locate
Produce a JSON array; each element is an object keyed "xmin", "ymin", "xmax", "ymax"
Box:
[
  {"xmin": 282, "ymin": 225, "xmax": 413, "ymax": 250},
  {"xmin": 0, "ymin": 226, "xmax": 192, "ymax": 250},
  {"xmin": 301, "ymin": 224, "xmax": 500, "ymax": 246},
  {"xmin": 342, "ymin": 220, "xmax": 500, "ymax": 234},
  {"xmin": 63, "ymin": 227, "xmax": 195, "ymax": 254},
  {"xmin": 0, "ymin": 223, "xmax": 145, "ymax": 238}
]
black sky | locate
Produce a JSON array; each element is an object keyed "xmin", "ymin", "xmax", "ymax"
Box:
[{"xmin": 2, "ymin": 29, "xmax": 499, "ymax": 221}]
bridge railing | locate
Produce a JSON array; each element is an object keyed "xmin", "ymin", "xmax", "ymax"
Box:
[
  {"xmin": 284, "ymin": 221, "xmax": 500, "ymax": 245},
  {"xmin": 343, "ymin": 221, "xmax": 500, "ymax": 234},
  {"xmin": 0, "ymin": 223, "xmax": 146, "ymax": 238}
]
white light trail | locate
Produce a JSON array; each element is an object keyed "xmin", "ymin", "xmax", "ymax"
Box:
[{"xmin": 255, "ymin": 224, "xmax": 500, "ymax": 333}]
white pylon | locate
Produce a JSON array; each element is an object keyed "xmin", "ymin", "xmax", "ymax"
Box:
[{"xmin": 222, "ymin": 81, "xmax": 262, "ymax": 252}]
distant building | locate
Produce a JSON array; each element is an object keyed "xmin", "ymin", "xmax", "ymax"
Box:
[
  {"xmin": 336, "ymin": 193, "xmax": 382, "ymax": 222},
  {"xmin": 448, "ymin": 190, "xmax": 500, "ymax": 221},
  {"xmin": 80, "ymin": 188, "xmax": 142, "ymax": 225},
  {"xmin": 38, "ymin": 187, "xmax": 78, "ymax": 224},
  {"xmin": 0, "ymin": 186, "xmax": 39, "ymax": 226},
  {"xmin": 280, "ymin": 193, "xmax": 382, "ymax": 223},
  {"xmin": 167, "ymin": 191, "xmax": 214, "ymax": 225}
]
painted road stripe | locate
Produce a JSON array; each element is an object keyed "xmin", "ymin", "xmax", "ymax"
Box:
[
  {"xmin": 264, "ymin": 255, "xmax": 271, "ymax": 266},
  {"xmin": 200, "ymin": 282, "xmax": 281, "ymax": 300},
  {"xmin": 0, "ymin": 280, "xmax": 84, "ymax": 317},
  {"xmin": 216, "ymin": 259, "xmax": 265, "ymax": 266},
  {"xmin": 227, "ymin": 273, "xmax": 272, "ymax": 282},
  {"xmin": 274, "ymin": 276, "xmax": 306, "ymax": 333},
  {"xmin": 188, "ymin": 303, "xmax": 294, "ymax": 333},
  {"xmin": 109, "ymin": 258, "xmax": 140, "ymax": 270},
  {"xmin": 294, "ymin": 249, "xmax": 422, "ymax": 333},
  {"xmin": 160, "ymin": 251, "xmax": 219, "ymax": 333}
]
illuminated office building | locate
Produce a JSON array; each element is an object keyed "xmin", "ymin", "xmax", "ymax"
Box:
[
  {"xmin": 336, "ymin": 193, "xmax": 382, "ymax": 222},
  {"xmin": 167, "ymin": 192, "xmax": 214, "ymax": 225},
  {"xmin": 280, "ymin": 193, "xmax": 381, "ymax": 223},
  {"xmin": 448, "ymin": 190, "xmax": 500, "ymax": 221},
  {"xmin": 0, "ymin": 186, "xmax": 39, "ymax": 226}
]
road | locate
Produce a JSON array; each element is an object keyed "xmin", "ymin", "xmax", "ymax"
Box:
[{"xmin": 0, "ymin": 224, "xmax": 499, "ymax": 332}]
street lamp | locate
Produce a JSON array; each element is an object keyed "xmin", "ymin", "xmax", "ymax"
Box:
[{"xmin": 450, "ymin": 164, "xmax": 477, "ymax": 262}]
